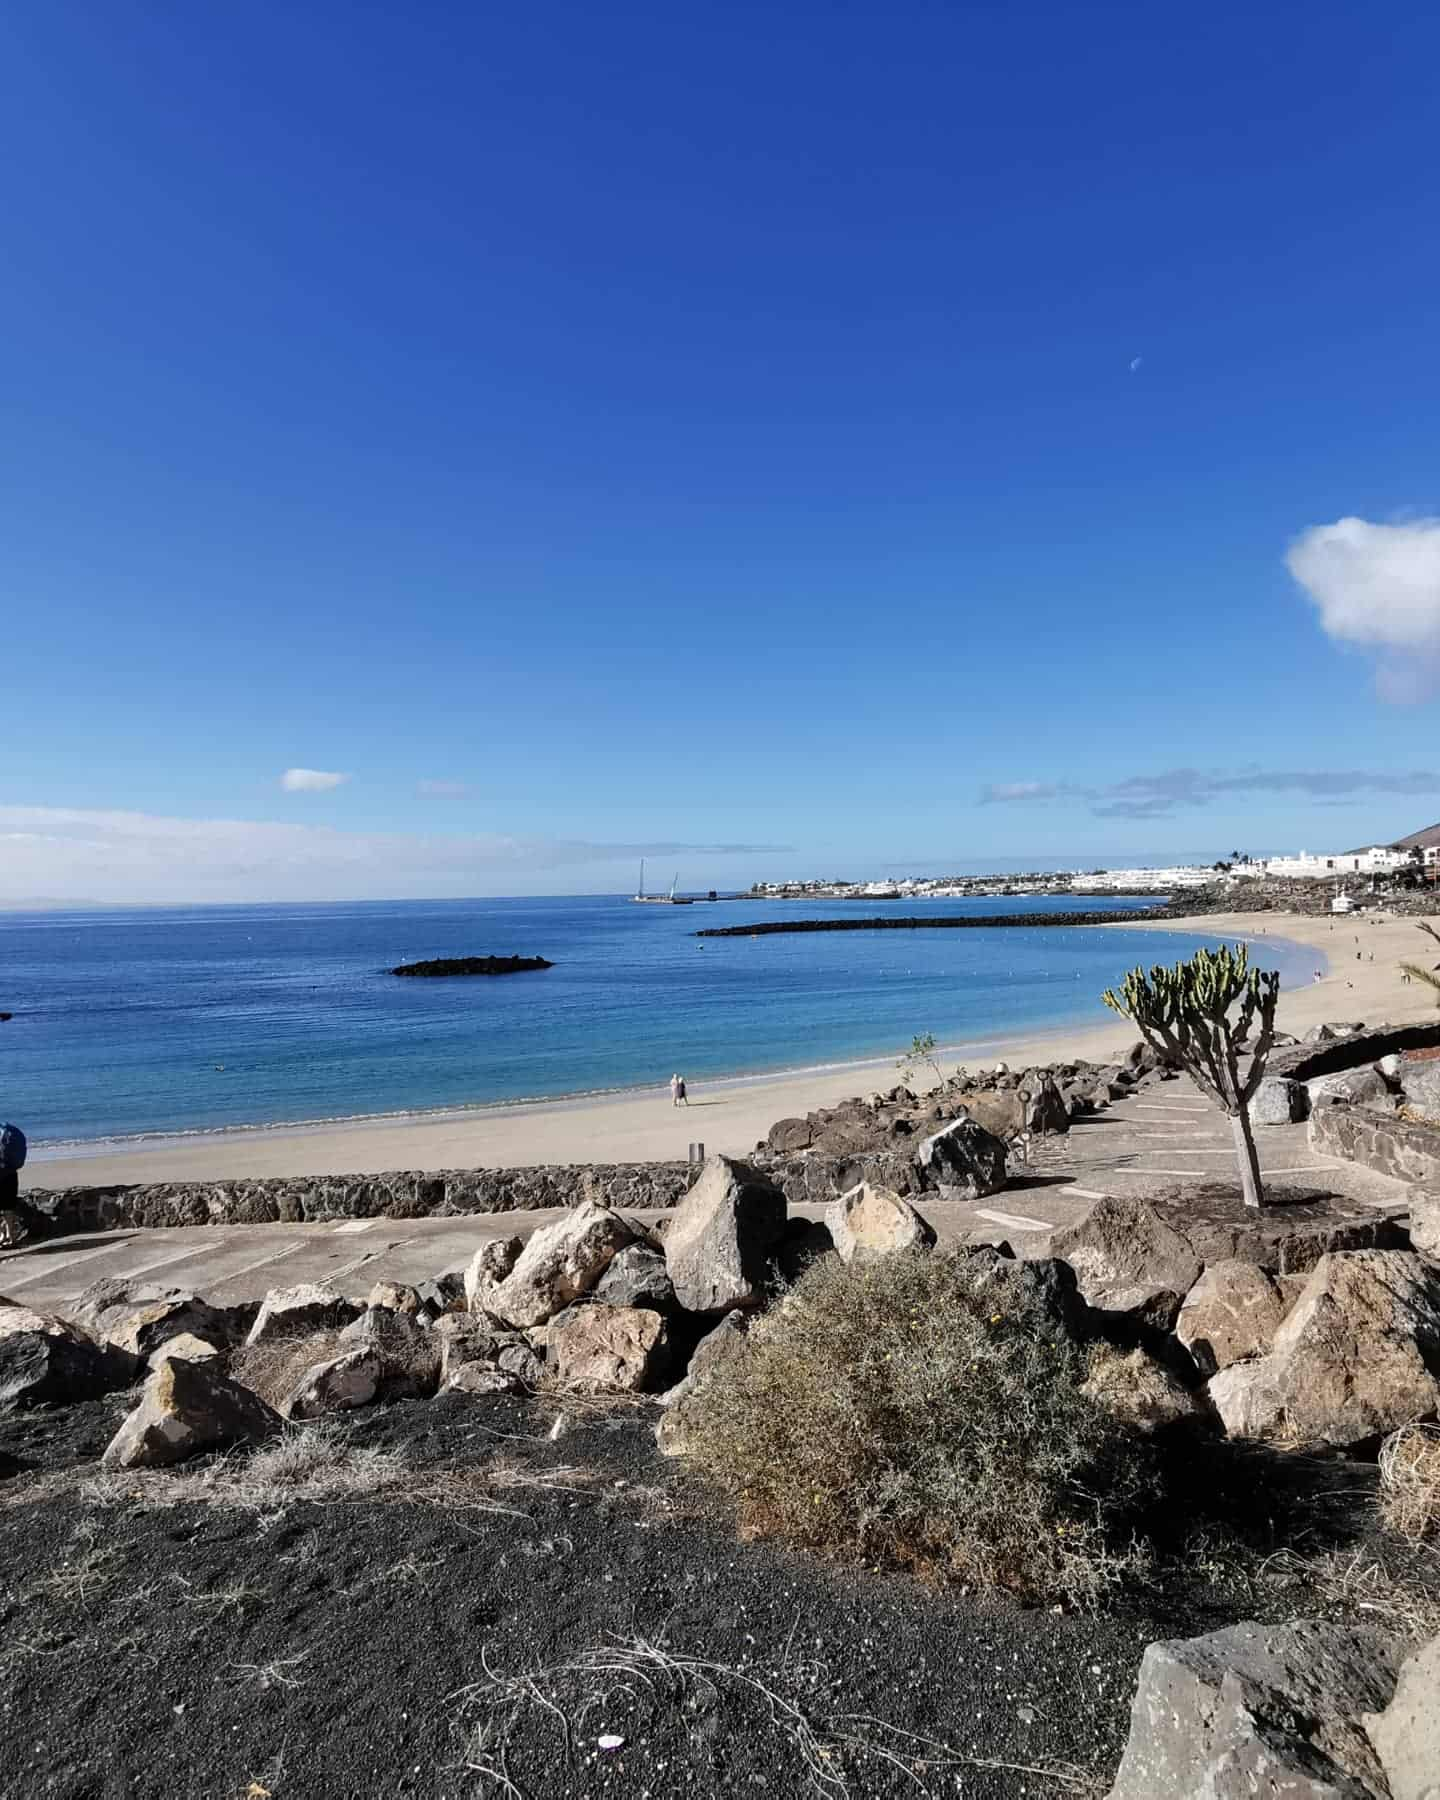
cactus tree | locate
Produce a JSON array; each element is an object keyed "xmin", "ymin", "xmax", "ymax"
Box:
[{"xmin": 1102, "ymin": 943, "xmax": 1280, "ymax": 1210}]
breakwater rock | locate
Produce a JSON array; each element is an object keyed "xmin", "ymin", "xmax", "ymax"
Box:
[
  {"xmin": 391, "ymin": 955, "xmax": 554, "ymax": 977},
  {"xmin": 695, "ymin": 909, "xmax": 1170, "ymax": 937}
]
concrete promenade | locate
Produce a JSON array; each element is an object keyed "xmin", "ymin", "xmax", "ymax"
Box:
[{"xmin": 0, "ymin": 1079, "xmax": 1411, "ymax": 1313}]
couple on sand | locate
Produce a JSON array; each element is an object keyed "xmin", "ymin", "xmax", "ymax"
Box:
[{"xmin": 669, "ymin": 1072, "xmax": 689, "ymax": 1107}]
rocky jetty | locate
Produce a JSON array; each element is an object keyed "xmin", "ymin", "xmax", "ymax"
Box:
[
  {"xmin": 696, "ymin": 909, "xmax": 1165, "ymax": 936},
  {"xmin": 390, "ymin": 954, "xmax": 553, "ymax": 976}
]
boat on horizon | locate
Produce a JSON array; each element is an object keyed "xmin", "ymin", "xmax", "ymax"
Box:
[{"xmin": 632, "ymin": 860, "xmax": 693, "ymax": 904}]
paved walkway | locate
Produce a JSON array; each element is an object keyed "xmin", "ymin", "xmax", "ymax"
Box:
[{"xmin": 0, "ymin": 1080, "xmax": 1410, "ymax": 1313}]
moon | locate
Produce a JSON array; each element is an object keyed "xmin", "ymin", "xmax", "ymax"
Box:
[{"xmin": 1129, "ymin": 356, "xmax": 1143, "ymax": 372}]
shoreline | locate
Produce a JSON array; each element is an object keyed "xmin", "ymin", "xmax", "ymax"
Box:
[
  {"xmin": 22, "ymin": 908, "xmax": 1435, "ymax": 1187},
  {"xmin": 24, "ymin": 916, "xmax": 1264, "ymax": 1170}
]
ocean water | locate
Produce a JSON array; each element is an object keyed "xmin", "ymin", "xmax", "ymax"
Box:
[{"xmin": 0, "ymin": 894, "xmax": 1315, "ymax": 1147}]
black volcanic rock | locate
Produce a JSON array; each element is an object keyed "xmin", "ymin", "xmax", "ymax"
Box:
[{"xmin": 390, "ymin": 955, "xmax": 554, "ymax": 978}]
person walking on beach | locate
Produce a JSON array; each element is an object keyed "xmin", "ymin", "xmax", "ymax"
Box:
[
  {"xmin": 670, "ymin": 1072, "xmax": 688, "ymax": 1106},
  {"xmin": 0, "ymin": 1119, "xmax": 33, "ymax": 1247}
]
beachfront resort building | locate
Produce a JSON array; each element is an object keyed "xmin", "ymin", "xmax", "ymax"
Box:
[
  {"xmin": 1071, "ymin": 865, "xmax": 1217, "ymax": 891},
  {"xmin": 1263, "ymin": 847, "xmax": 1413, "ymax": 879}
]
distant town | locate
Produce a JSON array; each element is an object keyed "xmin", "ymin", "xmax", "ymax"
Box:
[{"xmin": 747, "ymin": 823, "xmax": 1440, "ymax": 901}]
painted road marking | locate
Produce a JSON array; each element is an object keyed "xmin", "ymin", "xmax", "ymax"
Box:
[
  {"xmin": 1135, "ymin": 1103, "xmax": 1212, "ymax": 1114},
  {"xmin": 973, "ymin": 1208, "xmax": 1050, "ymax": 1232},
  {"xmin": 196, "ymin": 1241, "xmax": 309, "ymax": 1292},
  {"xmin": 1064, "ymin": 1186, "xmax": 1110, "ymax": 1200},
  {"xmin": 1107, "ymin": 1163, "xmax": 1331, "ymax": 1179},
  {"xmin": 332, "ymin": 1221, "xmax": 377, "ymax": 1235},
  {"xmin": 1108, "ymin": 1166, "xmax": 1218, "ymax": 1177},
  {"xmin": 324, "ymin": 1235, "xmax": 426, "ymax": 1283},
  {"xmin": 106, "ymin": 1241, "xmax": 227, "ymax": 1282},
  {"xmin": 0, "ymin": 1239, "xmax": 132, "ymax": 1290}
]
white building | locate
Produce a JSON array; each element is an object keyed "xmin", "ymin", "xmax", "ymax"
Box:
[
  {"xmin": 1264, "ymin": 847, "xmax": 1412, "ymax": 879},
  {"xmin": 1072, "ymin": 866, "xmax": 1216, "ymax": 892}
]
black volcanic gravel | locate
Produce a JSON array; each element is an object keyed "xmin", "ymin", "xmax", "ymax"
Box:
[{"xmin": 0, "ymin": 1391, "xmax": 1407, "ymax": 1800}]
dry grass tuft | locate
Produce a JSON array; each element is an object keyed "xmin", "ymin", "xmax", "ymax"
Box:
[
  {"xmin": 234, "ymin": 1424, "xmax": 409, "ymax": 1501},
  {"xmin": 1262, "ymin": 1543, "xmax": 1440, "ymax": 1644},
  {"xmin": 1379, "ymin": 1423, "xmax": 1440, "ymax": 1543},
  {"xmin": 76, "ymin": 1421, "xmax": 600, "ymax": 1518},
  {"xmin": 228, "ymin": 1316, "xmax": 441, "ymax": 1412},
  {"xmin": 227, "ymin": 1328, "xmax": 347, "ymax": 1411},
  {"xmin": 451, "ymin": 1632, "xmax": 1101, "ymax": 1798},
  {"xmin": 678, "ymin": 1250, "xmax": 1157, "ymax": 1606}
]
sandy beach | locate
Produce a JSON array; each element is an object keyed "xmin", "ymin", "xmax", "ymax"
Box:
[{"xmin": 24, "ymin": 907, "xmax": 1438, "ymax": 1188}]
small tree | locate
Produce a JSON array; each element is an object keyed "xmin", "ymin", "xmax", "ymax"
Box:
[
  {"xmin": 1102, "ymin": 943, "xmax": 1279, "ymax": 1210},
  {"xmin": 1400, "ymin": 920, "xmax": 1440, "ymax": 1009},
  {"xmin": 897, "ymin": 1031, "xmax": 944, "ymax": 1091}
]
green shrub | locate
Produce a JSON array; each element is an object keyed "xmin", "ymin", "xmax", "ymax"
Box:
[{"xmin": 681, "ymin": 1249, "xmax": 1158, "ymax": 1605}]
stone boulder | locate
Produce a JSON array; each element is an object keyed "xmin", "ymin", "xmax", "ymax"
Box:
[
  {"xmin": 465, "ymin": 1236, "xmax": 522, "ymax": 1314},
  {"xmin": 824, "ymin": 1182, "xmax": 935, "ymax": 1264},
  {"xmin": 1402, "ymin": 1056, "xmax": 1440, "ymax": 1120},
  {"xmin": 282, "ymin": 1346, "xmax": 384, "ymax": 1420},
  {"xmin": 1105, "ymin": 1620, "xmax": 1401, "ymax": 1800},
  {"xmin": 244, "ymin": 1283, "xmax": 359, "ymax": 1347},
  {"xmin": 103, "ymin": 1358, "xmax": 281, "ymax": 1469},
  {"xmin": 550, "ymin": 1305, "xmax": 670, "ymax": 1393},
  {"xmin": 1410, "ymin": 1188, "xmax": 1440, "ymax": 1262},
  {"xmin": 955, "ymin": 1246, "xmax": 1092, "ymax": 1339},
  {"xmin": 0, "ymin": 1307, "xmax": 136, "ymax": 1407},
  {"xmin": 484, "ymin": 1202, "xmax": 637, "ymax": 1328},
  {"xmin": 147, "ymin": 1332, "xmax": 221, "ymax": 1369},
  {"xmin": 1364, "ymin": 1632, "xmax": 1440, "ymax": 1800},
  {"xmin": 959, "ymin": 1091, "xmax": 1025, "ymax": 1141},
  {"xmin": 446, "ymin": 1363, "xmax": 523, "ymax": 1396},
  {"xmin": 1250, "ymin": 1076, "xmax": 1307, "ymax": 1126},
  {"xmin": 1175, "ymin": 1259, "xmax": 1288, "ymax": 1376},
  {"xmin": 810, "ymin": 1111, "xmax": 879, "ymax": 1158},
  {"xmin": 70, "ymin": 1280, "xmax": 235, "ymax": 1359},
  {"xmin": 1048, "ymin": 1197, "xmax": 1202, "ymax": 1331},
  {"xmin": 766, "ymin": 1116, "xmax": 813, "ymax": 1153},
  {"xmin": 915, "ymin": 1115, "xmax": 1008, "ymax": 1198},
  {"xmin": 337, "ymin": 1306, "xmax": 440, "ymax": 1395},
  {"xmin": 415, "ymin": 1270, "xmax": 466, "ymax": 1318},
  {"xmin": 591, "ymin": 1243, "xmax": 676, "ymax": 1313},
  {"xmin": 432, "ymin": 1314, "xmax": 500, "ymax": 1384},
  {"xmin": 656, "ymin": 1309, "xmax": 753, "ymax": 1457},
  {"xmin": 366, "ymin": 1281, "xmax": 421, "ymax": 1314},
  {"xmin": 1308, "ymin": 1066, "xmax": 1393, "ymax": 1110},
  {"xmin": 1081, "ymin": 1345, "xmax": 1205, "ymax": 1435},
  {"xmin": 431, "ymin": 1314, "xmax": 542, "ymax": 1387},
  {"xmin": 1207, "ymin": 1250, "xmax": 1440, "ymax": 1446},
  {"xmin": 663, "ymin": 1156, "xmax": 786, "ymax": 1315}
]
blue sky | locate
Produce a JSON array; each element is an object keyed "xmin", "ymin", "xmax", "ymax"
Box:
[{"xmin": 3, "ymin": 1, "xmax": 1439, "ymax": 901}]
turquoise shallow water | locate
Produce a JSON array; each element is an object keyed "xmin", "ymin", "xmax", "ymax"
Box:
[{"xmin": 0, "ymin": 894, "xmax": 1314, "ymax": 1145}]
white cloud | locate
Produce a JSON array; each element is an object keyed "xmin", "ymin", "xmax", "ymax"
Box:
[
  {"xmin": 417, "ymin": 779, "xmax": 468, "ymax": 797},
  {"xmin": 978, "ymin": 781, "xmax": 1071, "ymax": 804},
  {"xmin": 1287, "ymin": 515, "xmax": 1440, "ymax": 701},
  {"xmin": 0, "ymin": 806, "xmax": 789, "ymax": 903},
  {"xmin": 280, "ymin": 768, "xmax": 351, "ymax": 793}
]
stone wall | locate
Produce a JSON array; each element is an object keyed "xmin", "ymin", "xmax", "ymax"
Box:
[
  {"xmin": 1308, "ymin": 1105, "xmax": 1440, "ymax": 1187},
  {"xmin": 25, "ymin": 1161, "xmax": 696, "ymax": 1235}
]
